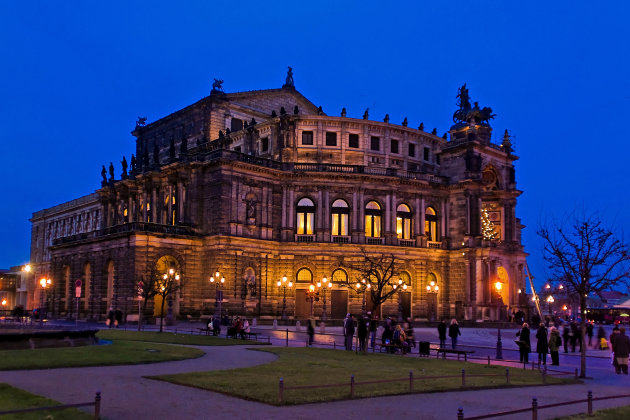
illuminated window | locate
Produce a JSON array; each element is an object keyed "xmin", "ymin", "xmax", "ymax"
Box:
[
  {"xmin": 400, "ymin": 271, "xmax": 411, "ymax": 286},
  {"xmin": 396, "ymin": 203, "xmax": 412, "ymax": 239},
  {"xmin": 332, "ymin": 268, "xmax": 348, "ymax": 284},
  {"xmin": 296, "ymin": 268, "xmax": 313, "ymax": 283},
  {"xmin": 331, "ymin": 199, "xmax": 349, "ymax": 236},
  {"xmin": 365, "ymin": 201, "xmax": 382, "ymax": 237},
  {"xmin": 425, "ymin": 207, "xmax": 438, "ymax": 241},
  {"xmin": 296, "ymin": 198, "xmax": 315, "ymax": 234}
]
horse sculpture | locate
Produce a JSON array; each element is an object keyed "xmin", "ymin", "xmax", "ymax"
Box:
[{"xmin": 212, "ymin": 78, "xmax": 224, "ymax": 91}]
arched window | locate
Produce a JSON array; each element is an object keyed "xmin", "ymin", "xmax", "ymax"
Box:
[
  {"xmin": 425, "ymin": 206, "xmax": 439, "ymax": 242},
  {"xmin": 296, "ymin": 198, "xmax": 315, "ymax": 234},
  {"xmin": 296, "ymin": 268, "xmax": 313, "ymax": 283},
  {"xmin": 331, "ymin": 268, "xmax": 348, "ymax": 284},
  {"xmin": 399, "ymin": 271, "xmax": 412, "ymax": 286},
  {"xmin": 364, "ymin": 201, "xmax": 382, "ymax": 237},
  {"xmin": 331, "ymin": 199, "xmax": 349, "ymax": 236},
  {"xmin": 396, "ymin": 203, "xmax": 412, "ymax": 239}
]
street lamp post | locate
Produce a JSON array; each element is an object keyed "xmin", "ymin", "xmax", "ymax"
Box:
[
  {"xmin": 210, "ymin": 271, "xmax": 225, "ymax": 318},
  {"xmin": 162, "ymin": 268, "xmax": 180, "ymax": 326},
  {"xmin": 319, "ymin": 276, "xmax": 332, "ymax": 321},
  {"xmin": 426, "ymin": 280, "xmax": 439, "ymax": 322},
  {"xmin": 305, "ymin": 282, "xmax": 320, "ymax": 317},
  {"xmin": 546, "ymin": 295, "xmax": 555, "ymax": 317},
  {"xmin": 393, "ymin": 278, "xmax": 408, "ymax": 322},
  {"xmin": 277, "ymin": 275, "xmax": 293, "ymax": 321},
  {"xmin": 39, "ymin": 277, "xmax": 51, "ymax": 323}
]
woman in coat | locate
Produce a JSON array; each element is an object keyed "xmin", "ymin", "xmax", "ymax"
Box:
[
  {"xmin": 548, "ymin": 327, "xmax": 561, "ymax": 366},
  {"xmin": 448, "ymin": 319, "xmax": 461, "ymax": 349},
  {"xmin": 516, "ymin": 322, "xmax": 531, "ymax": 364},
  {"xmin": 536, "ymin": 324, "xmax": 549, "ymax": 365}
]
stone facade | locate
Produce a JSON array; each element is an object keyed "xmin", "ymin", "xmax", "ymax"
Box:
[{"xmin": 29, "ymin": 76, "xmax": 528, "ymax": 322}]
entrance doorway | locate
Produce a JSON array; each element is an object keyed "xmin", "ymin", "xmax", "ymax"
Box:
[
  {"xmin": 401, "ymin": 292, "xmax": 411, "ymax": 319},
  {"xmin": 295, "ymin": 289, "xmax": 310, "ymax": 320},
  {"xmin": 331, "ymin": 290, "xmax": 348, "ymax": 319}
]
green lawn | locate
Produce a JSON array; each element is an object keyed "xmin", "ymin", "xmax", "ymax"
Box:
[
  {"xmin": 0, "ymin": 383, "xmax": 93, "ymax": 419},
  {"xmin": 97, "ymin": 329, "xmax": 263, "ymax": 346},
  {"xmin": 554, "ymin": 404, "xmax": 630, "ymax": 419},
  {"xmin": 0, "ymin": 340, "xmax": 204, "ymax": 370},
  {"xmin": 151, "ymin": 347, "xmax": 578, "ymax": 405}
]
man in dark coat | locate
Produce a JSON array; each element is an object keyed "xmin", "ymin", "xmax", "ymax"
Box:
[
  {"xmin": 536, "ymin": 324, "xmax": 549, "ymax": 365},
  {"xmin": 587, "ymin": 322, "xmax": 594, "ymax": 347},
  {"xmin": 516, "ymin": 322, "xmax": 531, "ymax": 364},
  {"xmin": 344, "ymin": 313, "xmax": 355, "ymax": 351},
  {"xmin": 613, "ymin": 327, "xmax": 630, "ymax": 374},
  {"xmin": 357, "ymin": 316, "xmax": 368, "ymax": 352},
  {"xmin": 437, "ymin": 320, "xmax": 447, "ymax": 348},
  {"xmin": 562, "ymin": 324, "xmax": 570, "ymax": 353}
]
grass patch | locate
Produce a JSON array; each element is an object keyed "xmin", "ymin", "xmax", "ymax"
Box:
[
  {"xmin": 0, "ymin": 383, "xmax": 93, "ymax": 419},
  {"xmin": 0, "ymin": 340, "xmax": 204, "ymax": 370},
  {"xmin": 97, "ymin": 329, "xmax": 264, "ymax": 346},
  {"xmin": 151, "ymin": 347, "xmax": 578, "ymax": 405},
  {"xmin": 554, "ymin": 404, "xmax": 630, "ymax": 419}
]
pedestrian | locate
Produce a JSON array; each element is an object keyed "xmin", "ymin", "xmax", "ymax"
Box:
[
  {"xmin": 369, "ymin": 312, "xmax": 377, "ymax": 349},
  {"xmin": 570, "ymin": 321, "xmax": 578, "ymax": 352},
  {"xmin": 212, "ymin": 315, "xmax": 221, "ymax": 336},
  {"xmin": 307, "ymin": 318, "xmax": 314, "ymax": 346},
  {"xmin": 114, "ymin": 308, "xmax": 123, "ymax": 328},
  {"xmin": 438, "ymin": 320, "xmax": 447, "ymax": 348},
  {"xmin": 516, "ymin": 322, "xmax": 531, "ymax": 364},
  {"xmin": 357, "ymin": 316, "xmax": 368, "ymax": 352},
  {"xmin": 587, "ymin": 321, "xmax": 594, "ymax": 348},
  {"xmin": 382, "ymin": 316, "xmax": 392, "ymax": 346},
  {"xmin": 344, "ymin": 313, "xmax": 355, "ymax": 351},
  {"xmin": 536, "ymin": 324, "xmax": 548, "ymax": 365},
  {"xmin": 610, "ymin": 326, "xmax": 620, "ymax": 373},
  {"xmin": 243, "ymin": 318, "xmax": 250, "ymax": 338},
  {"xmin": 107, "ymin": 307, "xmax": 115, "ymax": 328},
  {"xmin": 448, "ymin": 319, "xmax": 461, "ymax": 349},
  {"xmin": 613, "ymin": 327, "xmax": 630, "ymax": 374},
  {"xmin": 405, "ymin": 318, "xmax": 415, "ymax": 350},
  {"xmin": 597, "ymin": 324, "xmax": 607, "ymax": 350},
  {"xmin": 548, "ymin": 327, "xmax": 561, "ymax": 366},
  {"xmin": 562, "ymin": 324, "xmax": 570, "ymax": 353}
]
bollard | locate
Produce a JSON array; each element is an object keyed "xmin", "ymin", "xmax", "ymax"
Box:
[
  {"xmin": 506, "ymin": 368, "xmax": 510, "ymax": 384},
  {"xmin": 496, "ymin": 328, "xmax": 503, "ymax": 360},
  {"xmin": 532, "ymin": 397, "xmax": 538, "ymax": 420},
  {"xmin": 461, "ymin": 369, "xmax": 466, "ymax": 387},
  {"xmin": 350, "ymin": 374, "xmax": 355, "ymax": 398},
  {"xmin": 487, "ymin": 355, "xmax": 491, "ymax": 366},
  {"xmin": 94, "ymin": 391, "xmax": 101, "ymax": 420},
  {"xmin": 278, "ymin": 378, "xmax": 284, "ymax": 403},
  {"xmin": 457, "ymin": 407, "xmax": 464, "ymax": 420},
  {"xmin": 409, "ymin": 370, "xmax": 413, "ymax": 392},
  {"xmin": 285, "ymin": 328, "xmax": 289, "ymax": 347},
  {"xmin": 587, "ymin": 390, "xmax": 593, "ymax": 415}
]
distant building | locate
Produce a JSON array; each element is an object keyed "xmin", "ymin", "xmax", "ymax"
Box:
[{"xmin": 28, "ymin": 71, "xmax": 527, "ymax": 322}]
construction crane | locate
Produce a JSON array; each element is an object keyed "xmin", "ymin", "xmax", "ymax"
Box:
[{"xmin": 524, "ymin": 264, "xmax": 543, "ymax": 319}]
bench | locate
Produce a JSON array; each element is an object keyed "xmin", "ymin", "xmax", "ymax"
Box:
[
  {"xmin": 435, "ymin": 348, "xmax": 475, "ymax": 361},
  {"xmin": 374, "ymin": 343, "xmax": 408, "ymax": 354},
  {"xmin": 198, "ymin": 327, "xmax": 211, "ymax": 335}
]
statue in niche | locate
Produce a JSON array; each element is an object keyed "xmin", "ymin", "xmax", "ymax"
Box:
[
  {"xmin": 101, "ymin": 165, "xmax": 107, "ymax": 185},
  {"xmin": 212, "ymin": 78, "xmax": 224, "ymax": 92},
  {"xmin": 121, "ymin": 156, "xmax": 128, "ymax": 178},
  {"xmin": 246, "ymin": 199, "xmax": 256, "ymax": 225},
  {"xmin": 293, "ymin": 105, "xmax": 299, "ymax": 115},
  {"xmin": 108, "ymin": 162, "xmax": 114, "ymax": 181},
  {"xmin": 244, "ymin": 268, "xmax": 256, "ymax": 297},
  {"xmin": 284, "ymin": 66, "xmax": 294, "ymax": 87}
]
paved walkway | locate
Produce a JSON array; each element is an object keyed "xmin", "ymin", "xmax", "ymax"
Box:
[{"xmin": 2, "ymin": 323, "xmax": 629, "ymax": 419}]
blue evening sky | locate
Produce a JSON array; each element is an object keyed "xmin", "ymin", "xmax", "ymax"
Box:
[{"xmin": 1, "ymin": 1, "xmax": 628, "ymax": 290}]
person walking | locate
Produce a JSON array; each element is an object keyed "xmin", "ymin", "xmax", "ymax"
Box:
[
  {"xmin": 597, "ymin": 323, "xmax": 607, "ymax": 350},
  {"xmin": 612, "ymin": 327, "xmax": 630, "ymax": 374},
  {"xmin": 536, "ymin": 324, "xmax": 549, "ymax": 365},
  {"xmin": 570, "ymin": 321, "xmax": 578, "ymax": 352},
  {"xmin": 516, "ymin": 322, "xmax": 531, "ymax": 364},
  {"xmin": 306, "ymin": 318, "xmax": 314, "ymax": 346},
  {"xmin": 212, "ymin": 315, "xmax": 221, "ymax": 336},
  {"xmin": 587, "ymin": 321, "xmax": 594, "ymax": 348},
  {"xmin": 448, "ymin": 319, "xmax": 461, "ymax": 349},
  {"xmin": 344, "ymin": 313, "xmax": 355, "ymax": 351},
  {"xmin": 562, "ymin": 324, "xmax": 570, "ymax": 353},
  {"xmin": 357, "ymin": 316, "xmax": 368, "ymax": 352},
  {"xmin": 610, "ymin": 326, "xmax": 621, "ymax": 373},
  {"xmin": 438, "ymin": 320, "xmax": 447, "ymax": 348},
  {"xmin": 369, "ymin": 313, "xmax": 378, "ymax": 349},
  {"xmin": 548, "ymin": 327, "xmax": 561, "ymax": 366}
]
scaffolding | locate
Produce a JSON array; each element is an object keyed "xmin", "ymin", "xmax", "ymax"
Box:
[{"xmin": 524, "ymin": 264, "xmax": 543, "ymax": 319}]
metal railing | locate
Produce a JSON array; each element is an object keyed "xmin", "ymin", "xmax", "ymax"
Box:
[{"xmin": 0, "ymin": 391, "xmax": 101, "ymax": 419}]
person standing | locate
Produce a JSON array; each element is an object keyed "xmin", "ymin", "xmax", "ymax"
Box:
[
  {"xmin": 613, "ymin": 327, "xmax": 630, "ymax": 374},
  {"xmin": 562, "ymin": 324, "xmax": 570, "ymax": 353},
  {"xmin": 448, "ymin": 319, "xmax": 461, "ymax": 350},
  {"xmin": 536, "ymin": 324, "xmax": 549, "ymax": 365},
  {"xmin": 358, "ymin": 316, "xmax": 368, "ymax": 352},
  {"xmin": 610, "ymin": 326, "xmax": 621, "ymax": 373},
  {"xmin": 438, "ymin": 320, "xmax": 447, "ymax": 348},
  {"xmin": 307, "ymin": 318, "xmax": 314, "ymax": 346},
  {"xmin": 516, "ymin": 322, "xmax": 531, "ymax": 364},
  {"xmin": 587, "ymin": 322, "xmax": 594, "ymax": 348},
  {"xmin": 212, "ymin": 315, "xmax": 221, "ymax": 336},
  {"xmin": 548, "ymin": 327, "xmax": 561, "ymax": 366},
  {"xmin": 570, "ymin": 321, "xmax": 578, "ymax": 352},
  {"xmin": 369, "ymin": 313, "xmax": 377, "ymax": 349},
  {"xmin": 344, "ymin": 313, "xmax": 355, "ymax": 351},
  {"xmin": 597, "ymin": 324, "xmax": 607, "ymax": 350}
]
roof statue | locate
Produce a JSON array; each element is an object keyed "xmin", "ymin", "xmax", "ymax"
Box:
[
  {"xmin": 452, "ymin": 83, "xmax": 495, "ymax": 126},
  {"xmin": 101, "ymin": 165, "xmax": 107, "ymax": 185},
  {"xmin": 341, "ymin": 107, "xmax": 347, "ymax": 117},
  {"xmin": 363, "ymin": 108, "xmax": 369, "ymax": 120},
  {"xmin": 283, "ymin": 66, "xmax": 294, "ymax": 88},
  {"xmin": 212, "ymin": 78, "xmax": 224, "ymax": 92},
  {"xmin": 108, "ymin": 162, "xmax": 115, "ymax": 181},
  {"xmin": 121, "ymin": 156, "xmax": 128, "ymax": 178},
  {"xmin": 136, "ymin": 116, "xmax": 147, "ymax": 128}
]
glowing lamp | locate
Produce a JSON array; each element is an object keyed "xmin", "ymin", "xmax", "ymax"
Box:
[
  {"xmin": 220, "ymin": 277, "xmax": 225, "ymax": 284},
  {"xmin": 24, "ymin": 264, "xmax": 31, "ymax": 272},
  {"xmin": 426, "ymin": 285, "xmax": 431, "ymax": 292},
  {"xmin": 495, "ymin": 282, "xmax": 502, "ymax": 291},
  {"xmin": 309, "ymin": 284, "xmax": 315, "ymax": 293},
  {"xmin": 277, "ymin": 280, "xmax": 281, "ymax": 287},
  {"xmin": 288, "ymin": 282, "xmax": 293, "ymax": 288}
]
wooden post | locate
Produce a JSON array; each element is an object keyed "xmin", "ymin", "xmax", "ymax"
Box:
[
  {"xmin": 487, "ymin": 355, "xmax": 490, "ymax": 366},
  {"xmin": 587, "ymin": 390, "xmax": 593, "ymax": 415},
  {"xmin": 457, "ymin": 407, "xmax": 464, "ymax": 420},
  {"xmin": 350, "ymin": 374, "xmax": 355, "ymax": 398},
  {"xmin": 409, "ymin": 370, "xmax": 413, "ymax": 392},
  {"xmin": 461, "ymin": 369, "xmax": 466, "ymax": 387},
  {"xmin": 506, "ymin": 368, "xmax": 510, "ymax": 384},
  {"xmin": 278, "ymin": 378, "xmax": 284, "ymax": 403},
  {"xmin": 94, "ymin": 391, "xmax": 101, "ymax": 420},
  {"xmin": 532, "ymin": 397, "xmax": 538, "ymax": 420},
  {"xmin": 285, "ymin": 329, "xmax": 288, "ymax": 347}
]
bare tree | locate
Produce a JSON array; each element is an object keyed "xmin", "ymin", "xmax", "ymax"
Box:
[
  {"xmin": 342, "ymin": 249, "xmax": 405, "ymax": 315},
  {"xmin": 538, "ymin": 214, "xmax": 630, "ymax": 378},
  {"xmin": 136, "ymin": 275, "xmax": 158, "ymax": 332},
  {"xmin": 154, "ymin": 269, "xmax": 182, "ymax": 333}
]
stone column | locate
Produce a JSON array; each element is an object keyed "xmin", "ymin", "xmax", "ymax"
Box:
[
  {"xmin": 177, "ymin": 181, "xmax": 184, "ymax": 223},
  {"xmin": 151, "ymin": 187, "xmax": 157, "ymax": 223}
]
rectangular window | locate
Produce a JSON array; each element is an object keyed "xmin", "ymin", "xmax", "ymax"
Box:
[
  {"xmin": 348, "ymin": 133, "xmax": 359, "ymax": 148},
  {"xmin": 408, "ymin": 143, "xmax": 416, "ymax": 157},
  {"xmin": 390, "ymin": 139, "xmax": 399, "ymax": 154},
  {"xmin": 424, "ymin": 147, "xmax": 430, "ymax": 161},
  {"xmin": 302, "ymin": 131, "xmax": 314, "ymax": 145},
  {"xmin": 325, "ymin": 132, "xmax": 337, "ymax": 146},
  {"xmin": 234, "ymin": 146, "xmax": 241, "ymax": 152},
  {"xmin": 297, "ymin": 213, "xmax": 313, "ymax": 234},
  {"xmin": 332, "ymin": 214, "xmax": 349, "ymax": 236},
  {"xmin": 371, "ymin": 136, "xmax": 380, "ymax": 151},
  {"xmin": 261, "ymin": 137, "xmax": 269, "ymax": 152}
]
